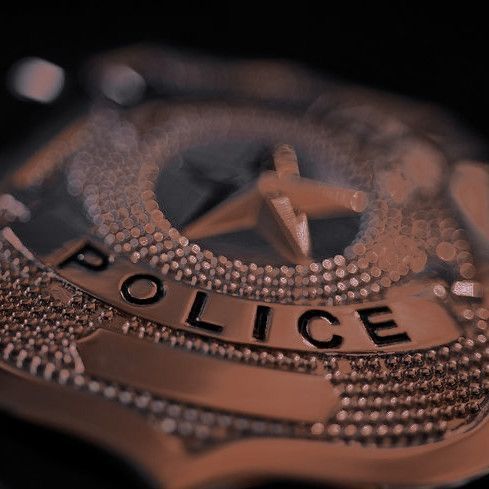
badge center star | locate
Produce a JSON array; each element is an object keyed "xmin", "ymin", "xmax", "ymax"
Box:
[{"xmin": 183, "ymin": 144, "xmax": 369, "ymax": 264}]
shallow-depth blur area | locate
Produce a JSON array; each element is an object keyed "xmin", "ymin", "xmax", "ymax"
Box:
[{"xmin": 1, "ymin": 10, "xmax": 489, "ymax": 489}]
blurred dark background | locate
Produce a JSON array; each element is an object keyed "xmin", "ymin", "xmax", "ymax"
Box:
[
  {"xmin": 1, "ymin": 8, "xmax": 489, "ymax": 151},
  {"xmin": 1, "ymin": 7, "xmax": 489, "ymax": 489}
]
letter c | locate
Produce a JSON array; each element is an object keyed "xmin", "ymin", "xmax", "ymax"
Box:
[{"xmin": 298, "ymin": 310, "xmax": 343, "ymax": 349}]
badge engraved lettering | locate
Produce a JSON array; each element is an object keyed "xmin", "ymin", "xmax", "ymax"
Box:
[
  {"xmin": 357, "ymin": 306, "xmax": 411, "ymax": 346},
  {"xmin": 187, "ymin": 291, "xmax": 224, "ymax": 333},
  {"xmin": 47, "ymin": 243, "xmax": 461, "ymax": 353},
  {"xmin": 253, "ymin": 305, "xmax": 272, "ymax": 341},
  {"xmin": 59, "ymin": 242, "xmax": 109, "ymax": 271},
  {"xmin": 120, "ymin": 274, "xmax": 165, "ymax": 305},
  {"xmin": 298, "ymin": 310, "xmax": 343, "ymax": 349}
]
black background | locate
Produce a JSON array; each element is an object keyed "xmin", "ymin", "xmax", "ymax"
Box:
[
  {"xmin": 1, "ymin": 7, "xmax": 489, "ymax": 151},
  {"xmin": 1, "ymin": 7, "xmax": 489, "ymax": 489}
]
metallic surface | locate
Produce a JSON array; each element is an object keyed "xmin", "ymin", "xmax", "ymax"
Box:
[
  {"xmin": 77, "ymin": 329, "xmax": 339, "ymax": 423},
  {"xmin": 0, "ymin": 45, "xmax": 489, "ymax": 488}
]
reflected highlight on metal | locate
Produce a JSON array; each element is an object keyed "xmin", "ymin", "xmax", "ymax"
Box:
[{"xmin": 8, "ymin": 57, "xmax": 64, "ymax": 103}]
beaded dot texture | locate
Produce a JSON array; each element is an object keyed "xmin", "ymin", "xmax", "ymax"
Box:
[
  {"xmin": 1, "ymin": 92, "xmax": 488, "ymax": 452},
  {"xmin": 66, "ymin": 103, "xmax": 475, "ymax": 306}
]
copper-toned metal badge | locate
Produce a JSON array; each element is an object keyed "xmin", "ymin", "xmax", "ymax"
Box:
[{"xmin": 1, "ymin": 45, "xmax": 489, "ymax": 488}]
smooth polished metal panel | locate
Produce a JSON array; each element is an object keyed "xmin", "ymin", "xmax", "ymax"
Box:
[{"xmin": 77, "ymin": 329, "xmax": 339, "ymax": 422}]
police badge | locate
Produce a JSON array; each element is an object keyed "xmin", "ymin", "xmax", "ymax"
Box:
[{"xmin": 0, "ymin": 45, "xmax": 489, "ymax": 488}]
